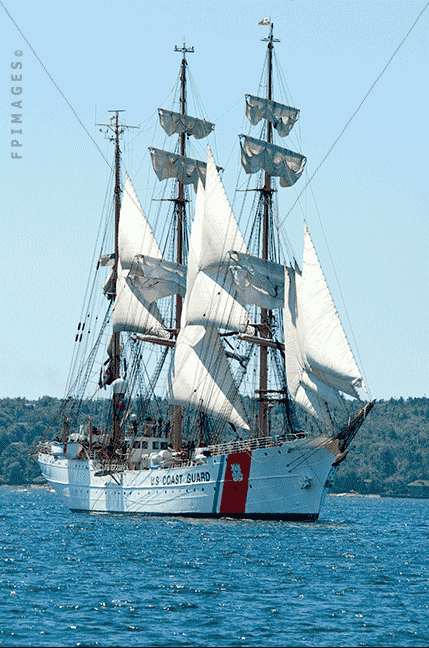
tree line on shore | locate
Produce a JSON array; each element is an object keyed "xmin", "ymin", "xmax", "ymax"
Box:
[{"xmin": 0, "ymin": 395, "xmax": 428, "ymax": 496}]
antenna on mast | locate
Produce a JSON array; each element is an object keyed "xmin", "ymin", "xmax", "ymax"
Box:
[{"xmin": 174, "ymin": 39, "xmax": 194, "ymax": 57}]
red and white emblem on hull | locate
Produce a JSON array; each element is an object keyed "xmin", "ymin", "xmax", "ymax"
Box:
[
  {"xmin": 231, "ymin": 464, "xmax": 243, "ymax": 481},
  {"xmin": 219, "ymin": 452, "xmax": 251, "ymax": 515}
]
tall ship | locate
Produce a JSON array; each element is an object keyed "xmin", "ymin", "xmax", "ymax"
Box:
[{"xmin": 37, "ymin": 23, "xmax": 373, "ymax": 520}]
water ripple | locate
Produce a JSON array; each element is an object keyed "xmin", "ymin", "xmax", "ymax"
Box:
[{"xmin": 0, "ymin": 489, "xmax": 428, "ymax": 646}]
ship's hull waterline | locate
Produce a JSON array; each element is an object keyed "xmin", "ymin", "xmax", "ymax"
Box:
[{"xmin": 38, "ymin": 436, "xmax": 337, "ymax": 521}]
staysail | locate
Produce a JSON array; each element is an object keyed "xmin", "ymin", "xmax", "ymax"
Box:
[
  {"xmin": 167, "ymin": 324, "xmax": 250, "ymax": 431},
  {"xmin": 283, "ymin": 223, "xmax": 366, "ymax": 420},
  {"xmin": 183, "ymin": 148, "xmax": 250, "ymax": 332},
  {"xmin": 245, "ymin": 95, "xmax": 299, "ymax": 137},
  {"xmin": 110, "ymin": 174, "xmax": 170, "ymax": 337},
  {"xmin": 168, "ymin": 149, "xmax": 250, "ymax": 430},
  {"xmin": 117, "ymin": 173, "xmax": 186, "ymax": 303},
  {"xmin": 119, "ymin": 173, "xmax": 162, "ymax": 267}
]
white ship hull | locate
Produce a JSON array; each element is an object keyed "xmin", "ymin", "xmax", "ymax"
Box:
[{"xmin": 38, "ymin": 436, "xmax": 337, "ymax": 521}]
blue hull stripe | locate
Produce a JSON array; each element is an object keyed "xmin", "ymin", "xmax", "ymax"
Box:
[{"xmin": 212, "ymin": 455, "xmax": 226, "ymax": 514}]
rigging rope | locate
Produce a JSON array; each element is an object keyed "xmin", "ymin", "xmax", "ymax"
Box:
[{"xmin": 279, "ymin": 1, "xmax": 428, "ymax": 227}]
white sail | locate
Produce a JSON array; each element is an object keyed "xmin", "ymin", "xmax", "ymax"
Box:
[
  {"xmin": 149, "ymin": 148, "xmax": 207, "ymax": 191},
  {"xmin": 181, "ymin": 177, "xmax": 205, "ymax": 325},
  {"xmin": 127, "ymin": 255, "xmax": 186, "ymax": 303},
  {"xmin": 294, "ymin": 384, "xmax": 341, "ymax": 423},
  {"xmin": 158, "ymin": 109, "xmax": 214, "ymax": 140},
  {"xmin": 284, "ymin": 225, "xmax": 366, "ymax": 421},
  {"xmin": 245, "ymin": 95, "xmax": 299, "ymax": 137},
  {"xmin": 184, "ymin": 148, "xmax": 251, "ymax": 332},
  {"xmin": 112, "ymin": 261, "xmax": 169, "ymax": 338},
  {"xmin": 171, "ymin": 162, "xmax": 250, "ymax": 430},
  {"xmin": 167, "ymin": 324, "xmax": 250, "ymax": 431},
  {"xmin": 228, "ymin": 250, "xmax": 284, "ymax": 309},
  {"xmin": 118, "ymin": 174, "xmax": 185, "ymax": 303},
  {"xmin": 300, "ymin": 224, "xmax": 365, "ymax": 392},
  {"xmin": 119, "ymin": 174, "xmax": 162, "ymax": 268},
  {"xmin": 240, "ymin": 135, "xmax": 306, "ymax": 187}
]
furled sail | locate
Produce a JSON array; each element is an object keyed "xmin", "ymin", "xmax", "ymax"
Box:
[
  {"xmin": 228, "ymin": 251, "xmax": 284, "ymax": 309},
  {"xmin": 149, "ymin": 148, "xmax": 207, "ymax": 191},
  {"xmin": 158, "ymin": 108, "xmax": 214, "ymax": 140},
  {"xmin": 167, "ymin": 324, "xmax": 250, "ymax": 431},
  {"xmin": 240, "ymin": 135, "xmax": 306, "ymax": 187},
  {"xmin": 283, "ymin": 224, "xmax": 366, "ymax": 421},
  {"xmin": 183, "ymin": 149, "xmax": 250, "ymax": 332},
  {"xmin": 245, "ymin": 95, "xmax": 299, "ymax": 137},
  {"xmin": 100, "ymin": 253, "xmax": 115, "ymax": 267},
  {"xmin": 127, "ymin": 255, "xmax": 186, "ymax": 303}
]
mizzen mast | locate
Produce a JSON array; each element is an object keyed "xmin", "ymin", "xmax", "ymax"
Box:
[
  {"xmin": 174, "ymin": 40, "xmax": 194, "ymax": 328},
  {"xmin": 171, "ymin": 41, "xmax": 194, "ymax": 451},
  {"xmin": 238, "ymin": 21, "xmax": 306, "ymax": 437},
  {"xmin": 258, "ymin": 24, "xmax": 280, "ymax": 438}
]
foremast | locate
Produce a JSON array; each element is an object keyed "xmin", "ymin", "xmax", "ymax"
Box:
[{"xmin": 97, "ymin": 110, "xmax": 138, "ymax": 452}]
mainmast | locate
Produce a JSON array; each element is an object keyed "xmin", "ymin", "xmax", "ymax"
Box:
[
  {"xmin": 258, "ymin": 24, "xmax": 280, "ymax": 438},
  {"xmin": 148, "ymin": 44, "xmax": 214, "ymax": 448}
]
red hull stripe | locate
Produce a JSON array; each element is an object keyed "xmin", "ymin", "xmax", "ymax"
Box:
[{"xmin": 219, "ymin": 451, "xmax": 251, "ymax": 515}]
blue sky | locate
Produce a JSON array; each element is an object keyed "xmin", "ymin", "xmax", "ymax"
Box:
[{"xmin": 1, "ymin": 0, "xmax": 427, "ymax": 401}]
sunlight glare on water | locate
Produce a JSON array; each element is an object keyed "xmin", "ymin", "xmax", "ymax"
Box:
[{"xmin": 1, "ymin": 488, "xmax": 428, "ymax": 647}]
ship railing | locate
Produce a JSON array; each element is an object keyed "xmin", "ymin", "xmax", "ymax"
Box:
[
  {"xmin": 206, "ymin": 433, "xmax": 305, "ymax": 457},
  {"xmin": 37, "ymin": 441, "xmax": 54, "ymax": 455},
  {"xmin": 92, "ymin": 460, "xmax": 126, "ymax": 474}
]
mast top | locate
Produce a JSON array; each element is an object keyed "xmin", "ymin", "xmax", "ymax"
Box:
[
  {"xmin": 261, "ymin": 22, "xmax": 280, "ymax": 45},
  {"xmin": 97, "ymin": 110, "xmax": 138, "ymax": 142},
  {"xmin": 174, "ymin": 40, "xmax": 194, "ymax": 59}
]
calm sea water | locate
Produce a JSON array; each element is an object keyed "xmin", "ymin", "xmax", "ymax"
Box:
[{"xmin": 0, "ymin": 487, "xmax": 428, "ymax": 647}]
